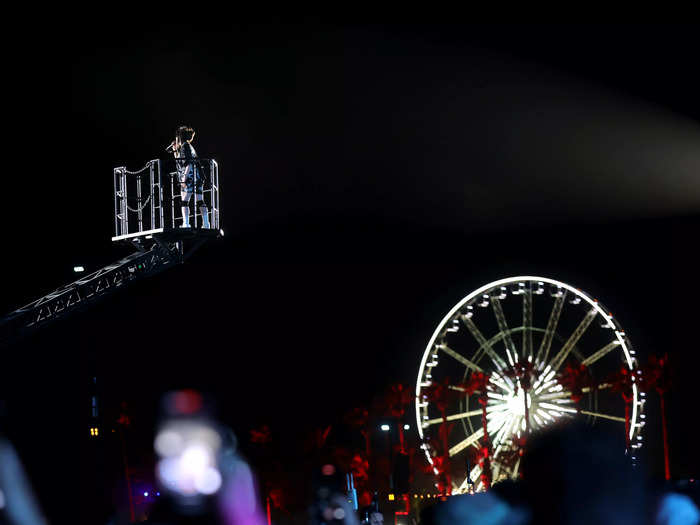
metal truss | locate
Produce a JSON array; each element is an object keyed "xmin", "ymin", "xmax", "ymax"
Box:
[
  {"xmin": 1, "ymin": 155, "xmax": 223, "ymax": 347},
  {"xmin": 113, "ymin": 158, "xmax": 220, "ymax": 241},
  {"xmin": 1, "ymin": 239, "xmax": 188, "ymax": 345}
]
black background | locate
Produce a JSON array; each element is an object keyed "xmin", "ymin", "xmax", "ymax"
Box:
[{"xmin": 2, "ymin": 20, "xmax": 699, "ymax": 523}]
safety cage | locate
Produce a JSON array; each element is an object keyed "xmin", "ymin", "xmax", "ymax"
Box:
[{"xmin": 112, "ymin": 158, "xmax": 221, "ymax": 242}]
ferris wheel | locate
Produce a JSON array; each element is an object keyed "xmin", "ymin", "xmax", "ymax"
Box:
[{"xmin": 415, "ymin": 276, "xmax": 645, "ymax": 494}]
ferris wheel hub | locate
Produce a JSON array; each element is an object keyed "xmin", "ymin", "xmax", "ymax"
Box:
[{"xmin": 503, "ymin": 387, "xmax": 529, "ymax": 418}]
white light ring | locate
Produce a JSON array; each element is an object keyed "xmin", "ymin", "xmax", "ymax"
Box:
[{"xmin": 415, "ymin": 276, "xmax": 638, "ymax": 471}]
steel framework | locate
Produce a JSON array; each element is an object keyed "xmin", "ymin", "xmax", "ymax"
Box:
[
  {"xmin": 1, "ymin": 158, "xmax": 223, "ymax": 346},
  {"xmin": 415, "ymin": 276, "xmax": 644, "ymax": 493},
  {"xmin": 113, "ymin": 158, "xmax": 221, "ymax": 241}
]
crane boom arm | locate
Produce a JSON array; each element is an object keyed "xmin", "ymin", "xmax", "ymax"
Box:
[{"xmin": 0, "ymin": 239, "xmax": 185, "ymax": 345}]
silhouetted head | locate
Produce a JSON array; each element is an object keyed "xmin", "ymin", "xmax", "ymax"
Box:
[
  {"xmin": 520, "ymin": 421, "xmax": 646, "ymax": 525},
  {"xmin": 420, "ymin": 492, "xmax": 529, "ymax": 525},
  {"xmin": 177, "ymin": 126, "xmax": 195, "ymax": 144}
]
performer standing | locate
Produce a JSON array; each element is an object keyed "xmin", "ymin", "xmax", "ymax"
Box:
[{"xmin": 172, "ymin": 125, "xmax": 210, "ymax": 228}]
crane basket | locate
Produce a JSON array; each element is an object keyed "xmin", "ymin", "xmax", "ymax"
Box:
[{"xmin": 112, "ymin": 158, "xmax": 220, "ymax": 241}]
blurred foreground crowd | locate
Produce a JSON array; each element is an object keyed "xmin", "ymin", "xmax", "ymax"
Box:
[{"xmin": 0, "ymin": 392, "xmax": 697, "ymax": 525}]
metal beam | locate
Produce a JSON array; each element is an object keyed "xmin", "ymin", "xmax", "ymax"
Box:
[
  {"xmin": 491, "ymin": 296, "xmax": 517, "ymax": 358},
  {"xmin": 423, "ymin": 409, "xmax": 484, "ymax": 426},
  {"xmin": 549, "ymin": 307, "xmax": 598, "ymax": 371},
  {"xmin": 536, "ymin": 291, "xmax": 566, "ymax": 365},
  {"xmin": 449, "ymin": 411, "xmax": 511, "ymax": 457},
  {"xmin": 579, "ymin": 410, "xmax": 626, "ymax": 423},
  {"xmin": 449, "ymin": 428, "xmax": 484, "ymax": 457},
  {"xmin": 461, "ymin": 316, "xmax": 508, "ymax": 370},
  {"xmin": 439, "ymin": 344, "xmax": 484, "ymax": 373},
  {"xmin": 537, "ymin": 391, "xmax": 574, "ymax": 401},
  {"xmin": 522, "ymin": 285, "xmax": 533, "ymax": 359},
  {"xmin": 1, "ymin": 241, "xmax": 184, "ymax": 345},
  {"xmin": 581, "ymin": 340, "xmax": 621, "ymax": 366}
]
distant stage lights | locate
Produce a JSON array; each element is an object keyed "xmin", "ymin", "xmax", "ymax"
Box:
[
  {"xmin": 73, "ymin": 266, "xmax": 85, "ymax": 273},
  {"xmin": 404, "ymin": 424, "xmax": 410, "ymax": 430},
  {"xmin": 380, "ymin": 424, "xmax": 390, "ymax": 431}
]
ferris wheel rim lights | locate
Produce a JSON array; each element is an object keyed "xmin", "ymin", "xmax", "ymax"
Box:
[{"xmin": 415, "ymin": 276, "xmax": 640, "ymax": 485}]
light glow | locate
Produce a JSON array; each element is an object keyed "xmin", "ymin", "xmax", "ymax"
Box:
[
  {"xmin": 154, "ymin": 420, "xmax": 223, "ymax": 497},
  {"xmin": 195, "ymin": 467, "xmax": 222, "ymax": 495},
  {"xmin": 415, "ymin": 276, "xmax": 641, "ymax": 494}
]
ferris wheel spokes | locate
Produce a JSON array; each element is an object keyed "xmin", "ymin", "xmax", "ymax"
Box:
[
  {"xmin": 449, "ymin": 409, "xmax": 513, "ymax": 457},
  {"xmin": 449, "ymin": 427, "xmax": 484, "ymax": 456},
  {"xmin": 548, "ymin": 307, "xmax": 598, "ymax": 372},
  {"xmin": 490, "ymin": 295, "xmax": 517, "ymax": 359},
  {"xmin": 522, "ymin": 284, "xmax": 533, "ymax": 360},
  {"xmin": 423, "ymin": 409, "xmax": 486, "ymax": 426},
  {"xmin": 416, "ymin": 277, "xmax": 644, "ymax": 493},
  {"xmin": 438, "ymin": 343, "xmax": 484, "ymax": 373},
  {"xmin": 492, "ymin": 415, "xmax": 516, "ymax": 449},
  {"xmin": 581, "ymin": 340, "xmax": 622, "ymax": 366},
  {"xmin": 537, "ymin": 390, "xmax": 574, "ymax": 401},
  {"xmin": 488, "ymin": 374, "xmax": 514, "ymax": 395},
  {"xmin": 535, "ymin": 291, "xmax": 567, "ymax": 366},
  {"xmin": 578, "ymin": 410, "xmax": 626, "ymax": 423},
  {"xmin": 461, "ymin": 315, "xmax": 508, "ymax": 370}
]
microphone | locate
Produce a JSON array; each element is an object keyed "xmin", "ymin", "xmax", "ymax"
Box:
[{"xmin": 165, "ymin": 142, "xmax": 176, "ymax": 152}]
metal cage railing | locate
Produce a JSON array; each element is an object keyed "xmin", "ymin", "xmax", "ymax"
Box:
[
  {"xmin": 113, "ymin": 158, "xmax": 220, "ymax": 242},
  {"xmin": 167, "ymin": 158, "xmax": 220, "ymax": 230}
]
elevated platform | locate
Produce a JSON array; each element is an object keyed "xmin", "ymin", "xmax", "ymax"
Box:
[
  {"xmin": 113, "ymin": 158, "xmax": 221, "ymax": 242},
  {"xmin": 0, "ymin": 241, "xmax": 181, "ymax": 344},
  {"xmin": 111, "ymin": 226, "xmax": 224, "ymax": 244},
  {"xmin": 0, "ymin": 156, "xmax": 224, "ymax": 346}
]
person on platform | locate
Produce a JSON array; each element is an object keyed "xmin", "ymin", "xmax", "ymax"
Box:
[{"xmin": 172, "ymin": 126, "xmax": 210, "ymax": 229}]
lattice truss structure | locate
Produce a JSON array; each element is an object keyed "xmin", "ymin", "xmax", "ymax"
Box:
[
  {"xmin": 1, "ymin": 240, "xmax": 182, "ymax": 341},
  {"xmin": 113, "ymin": 158, "xmax": 221, "ymax": 241},
  {"xmin": 415, "ymin": 276, "xmax": 645, "ymax": 494}
]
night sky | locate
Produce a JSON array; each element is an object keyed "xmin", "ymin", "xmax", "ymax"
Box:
[{"xmin": 2, "ymin": 21, "xmax": 699, "ymax": 523}]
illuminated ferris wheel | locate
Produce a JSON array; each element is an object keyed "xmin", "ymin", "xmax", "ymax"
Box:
[{"xmin": 415, "ymin": 276, "xmax": 645, "ymax": 494}]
